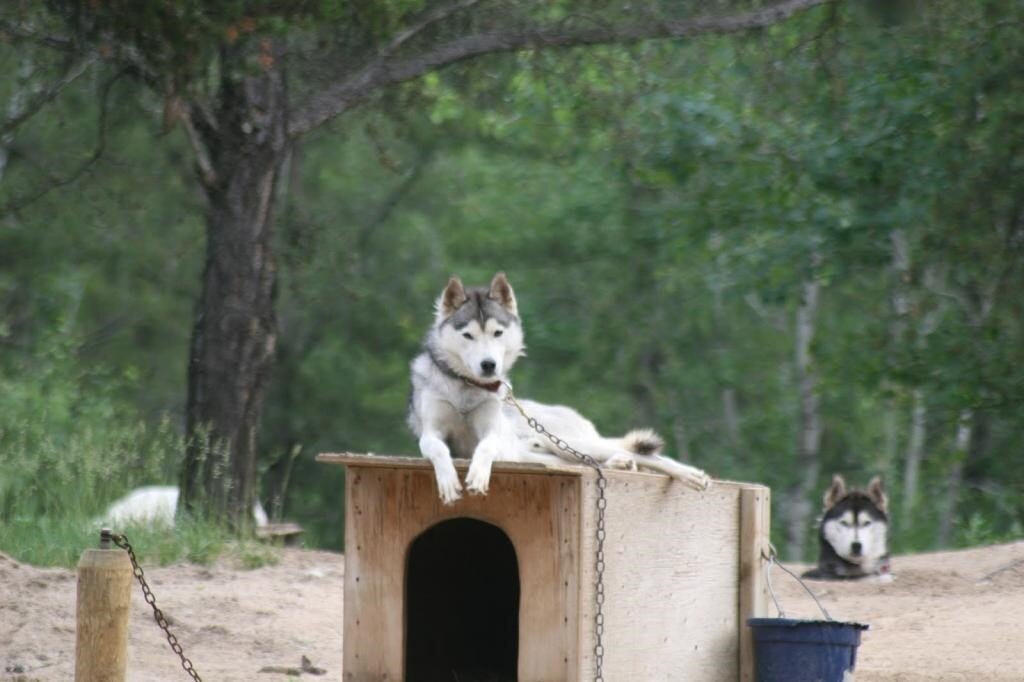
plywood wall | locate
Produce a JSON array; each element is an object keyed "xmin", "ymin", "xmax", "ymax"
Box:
[
  {"xmin": 340, "ymin": 462, "xmax": 582, "ymax": 682},
  {"xmin": 576, "ymin": 472, "xmax": 769, "ymax": 681}
]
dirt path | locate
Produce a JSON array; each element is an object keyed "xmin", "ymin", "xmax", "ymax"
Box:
[{"xmin": 2, "ymin": 541, "xmax": 1022, "ymax": 680}]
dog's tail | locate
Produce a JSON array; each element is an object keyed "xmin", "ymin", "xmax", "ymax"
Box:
[
  {"xmin": 621, "ymin": 429, "xmax": 711, "ymax": 491},
  {"xmin": 621, "ymin": 428, "xmax": 665, "ymax": 455}
]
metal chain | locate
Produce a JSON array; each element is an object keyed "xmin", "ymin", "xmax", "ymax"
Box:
[
  {"xmin": 503, "ymin": 385, "xmax": 607, "ymax": 682},
  {"xmin": 106, "ymin": 530, "xmax": 203, "ymax": 681},
  {"xmin": 104, "ymin": 388, "xmax": 609, "ymax": 682}
]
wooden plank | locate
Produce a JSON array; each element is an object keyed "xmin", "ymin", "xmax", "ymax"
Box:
[
  {"xmin": 341, "ymin": 465, "xmax": 581, "ymax": 682},
  {"xmin": 577, "ymin": 469, "xmax": 743, "ymax": 681},
  {"xmin": 318, "ymin": 451, "xmax": 584, "ymax": 476},
  {"xmin": 738, "ymin": 485, "xmax": 771, "ymax": 682},
  {"xmin": 254, "ymin": 522, "xmax": 305, "ymax": 544}
]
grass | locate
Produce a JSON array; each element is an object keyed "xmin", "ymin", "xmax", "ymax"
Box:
[
  {"xmin": 0, "ymin": 515, "xmax": 237, "ymax": 568},
  {"xmin": 0, "ymin": 342, "xmax": 279, "ymax": 570}
]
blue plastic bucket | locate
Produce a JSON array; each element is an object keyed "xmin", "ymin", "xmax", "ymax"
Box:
[{"xmin": 747, "ymin": 618, "xmax": 869, "ymax": 682}]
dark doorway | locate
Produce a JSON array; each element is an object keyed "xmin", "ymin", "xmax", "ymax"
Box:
[{"xmin": 405, "ymin": 517, "xmax": 520, "ymax": 682}]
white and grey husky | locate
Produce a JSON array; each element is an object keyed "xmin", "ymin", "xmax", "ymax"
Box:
[
  {"xmin": 408, "ymin": 272, "xmax": 711, "ymax": 504},
  {"xmin": 802, "ymin": 474, "xmax": 892, "ymax": 581}
]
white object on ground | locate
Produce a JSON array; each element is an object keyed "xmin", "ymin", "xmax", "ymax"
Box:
[{"xmin": 99, "ymin": 485, "xmax": 268, "ymax": 528}]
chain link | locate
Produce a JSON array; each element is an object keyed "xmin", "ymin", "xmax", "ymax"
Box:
[
  {"xmin": 503, "ymin": 385, "xmax": 607, "ymax": 682},
  {"xmin": 107, "ymin": 530, "xmax": 203, "ymax": 681}
]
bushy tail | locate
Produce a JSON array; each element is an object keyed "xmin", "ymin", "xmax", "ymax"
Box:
[
  {"xmin": 621, "ymin": 429, "xmax": 712, "ymax": 491},
  {"xmin": 621, "ymin": 428, "xmax": 665, "ymax": 456}
]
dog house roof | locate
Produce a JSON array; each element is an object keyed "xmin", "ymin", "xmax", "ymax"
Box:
[{"xmin": 317, "ymin": 452, "xmax": 587, "ymax": 476}]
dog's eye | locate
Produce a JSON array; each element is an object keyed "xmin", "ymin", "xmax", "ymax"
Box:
[
  {"xmin": 840, "ymin": 520, "xmax": 851, "ymax": 528},
  {"xmin": 493, "ymin": 330, "xmax": 504, "ymax": 337},
  {"xmin": 462, "ymin": 332, "xmax": 474, "ymax": 340},
  {"xmin": 862, "ymin": 520, "xmax": 872, "ymax": 527}
]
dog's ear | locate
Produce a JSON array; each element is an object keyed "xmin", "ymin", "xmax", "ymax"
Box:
[
  {"xmin": 439, "ymin": 275, "xmax": 467, "ymax": 316},
  {"xmin": 488, "ymin": 271, "xmax": 518, "ymax": 316},
  {"xmin": 823, "ymin": 474, "xmax": 847, "ymax": 508},
  {"xmin": 866, "ymin": 476, "xmax": 888, "ymax": 513}
]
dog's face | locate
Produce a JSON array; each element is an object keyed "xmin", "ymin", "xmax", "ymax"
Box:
[
  {"xmin": 820, "ymin": 475, "xmax": 889, "ymax": 567},
  {"xmin": 432, "ymin": 272, "xmax": 524, "ymax": 382}
]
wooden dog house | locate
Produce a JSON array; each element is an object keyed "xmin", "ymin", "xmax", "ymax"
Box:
[{"xmin": 317, "ymin": 453, "xmax": 770, "ymax": 681}]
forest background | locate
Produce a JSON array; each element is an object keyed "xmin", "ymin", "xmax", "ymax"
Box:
[{"xmin": 1, "ymin": 0, "xmax": 1021, "ymax": 565}]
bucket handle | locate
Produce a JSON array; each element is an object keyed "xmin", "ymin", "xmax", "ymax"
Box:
[{"xmin": 763, "ymin": 544, "xmax": 833, "ymax": 621}]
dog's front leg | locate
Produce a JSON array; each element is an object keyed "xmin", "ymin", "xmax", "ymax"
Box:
[
  {"xmin": 465, "ymin": 401, "xmax": 508, "ymax": 495},
  {"xmin": 418, "ymin": 430, "xmax": 462, "ymax": 504},
  {"xmin": 465, "ymin": 435, "xmax": 501, "ymax": 495}
]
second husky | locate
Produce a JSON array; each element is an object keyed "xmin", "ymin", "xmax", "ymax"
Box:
[
  {"xmin": 408, "ymin": 272, "xmax": 711, "ymax": 504},
  {"xmin": 803, "ymin": 474, "xmax": 892, "ymax": 581}
]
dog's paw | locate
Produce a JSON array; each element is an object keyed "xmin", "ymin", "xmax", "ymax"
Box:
[
  {"xmin": 434, "ymin": 467, "xmax": 463, "ymax": 505},
  {"xmin": 682, "ymin": 466, "xmax": 712, "ymax": 492},
  {"xmin": 865, "ymin": 572, "xmax": 895, "ymax": 585},
  {"xmin": 464, "ymin": 459, "xmax": 492, "ymax": 496},
  {"xmin": 606, "ymin": 452, "xmax": 637, "ymax": 471}
]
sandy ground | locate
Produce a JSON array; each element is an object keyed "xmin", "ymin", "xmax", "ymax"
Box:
[
  {"xmin": 2, "ymin": 540, "xmax": 1022, "ymax": 680},
  {"xmin": 778, "ymin": 541, "xmax": 1024, "ymax": 682}
]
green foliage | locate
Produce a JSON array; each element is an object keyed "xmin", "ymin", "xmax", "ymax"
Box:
[
  {"xmin": 0, "ymin": 332, "xmax": 280, "ymax": 568},
  {"xmin": 45, "ymin": 0, "xmax": 428, "ymax": 91},
  {"xmin": 0, "ymin": 332, "xmax": 204, "ymax": 566},
  {"xmin": 3, "ymin": 0, "xmax": 1023, "ymax": 563}
]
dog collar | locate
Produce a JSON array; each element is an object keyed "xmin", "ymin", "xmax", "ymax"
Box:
[
  {"xmin": 425, "ymin": 346, "xmax": 503, "ymax": 393},
  {"xmin": 462, "ymin": 378, "xmax": 503, "ymax": 392}
]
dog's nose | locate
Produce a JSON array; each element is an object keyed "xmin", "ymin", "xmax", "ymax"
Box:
[
  {"xmin": 851, "ymin": 541, "xmax": 862, "ymax": 556},
  {"xmin": 480, "ymin": 359, "xmax": 496, "ymax": 376}
]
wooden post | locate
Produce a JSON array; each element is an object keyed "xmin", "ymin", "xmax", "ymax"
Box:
[
  {"xmin": 738, "ymin": 485, "xmax": 771, "ymax": 682},
  {"xmin": 76, "ymin": 531, "xmax": 132, "ymax": 682}
]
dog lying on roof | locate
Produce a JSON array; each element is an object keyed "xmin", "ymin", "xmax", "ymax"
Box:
[{"xmin": 407, "ymin": 272, "xmax": 711, "ymax": 504}]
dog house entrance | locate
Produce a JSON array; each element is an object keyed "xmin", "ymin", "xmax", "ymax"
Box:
[{"xmin": 405, "ymin": 517, "xmax": 520, "ymax": 682}]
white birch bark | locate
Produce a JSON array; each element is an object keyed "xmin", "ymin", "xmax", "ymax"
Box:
[
  {"xmin": 937, "ymin": 409, "xmax": 973, "ymax": 547},
  {"xmin": 930, "ymin": 268, "xmax": 997, "ymax": 546},
  {"xmin": 786, "ymin": 246, "xmax": 823, "ymax": 560}
]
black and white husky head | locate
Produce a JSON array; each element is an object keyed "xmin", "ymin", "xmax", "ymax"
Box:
[
  {"xmin": 425, "ymin": 272, "xmax": 525, "ymax": 387},
  {"xmin": 804, "ymin": 474, "xmax": 892, "ymax": 580}
]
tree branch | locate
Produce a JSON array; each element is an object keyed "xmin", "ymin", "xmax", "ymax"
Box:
[
  {"xmin": 289, "ymin": 0, "xmax": 836, "ymax": 136},
  {"xmin": 0, "ymin": 68, "xmax": 127, "ymax": 219},
  {"xmin": 1, "ymin": 54, "xmax": 98, "ymax": 137},
  {"xmin": 0, "ymin": 19, "xmax": 75, "ymax": 52},
  {"xmin": 181, "ymin": 105, "xmax": 218, "ymax": 188},
  {"xmin": 379, "ymin": 0, "xmax": 483, "ymax": 58},
  {"xmin": 356, "ymin": 144, "xmax": 435, "ymax": 253}
]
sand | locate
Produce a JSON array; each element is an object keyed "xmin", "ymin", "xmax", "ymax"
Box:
[{"xmin": 2, "ymin": 540, "xmax": 1022, "ymax": 680}]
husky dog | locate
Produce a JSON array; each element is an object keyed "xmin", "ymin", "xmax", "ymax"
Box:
[
  {"xmin": 803, "ymin": 474, "xmax": 892, "ymax": 581},
  {"xmin": 408, "ymin": 272, "xmax": 711, "ymax": 504}
]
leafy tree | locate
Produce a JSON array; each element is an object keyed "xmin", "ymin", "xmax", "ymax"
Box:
[
  {"xmin": 1, "ymin": 0, "xmax": 836, "ymax": 524},
  {"xmin": 3, "ymin": 0, "xmax": 1023, "ymax": 561}
]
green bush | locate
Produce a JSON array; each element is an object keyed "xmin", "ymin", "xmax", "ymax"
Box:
[{"xmin": 0, "ymin": 336, "xmax": 264, "ymax": 567}]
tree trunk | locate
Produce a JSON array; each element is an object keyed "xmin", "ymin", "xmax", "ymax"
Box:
[
  {"xmin": 786, "ymin": 248, "xmax": 823, "ymax": 560},
  {"xmin": 900, "ymin": 388, "xmax": 927, "ymax": 528},
  {"xmin": 936, "ymin": 409, "xmax": 973, "ymax": 547},
  {"xmin": 180, "ymin": 56, "xmax": 290, "ymax": 525},
  {"xmin": 709, "ymin": 232, "xmax": 741, "ymax": 447},
  {"xmin": 884, "ymin": 228, "xmax": 911, "ymax": 480},
  {"xmin": 933, "ymin": 268, "xmax": 997, "ymax": 547}
]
